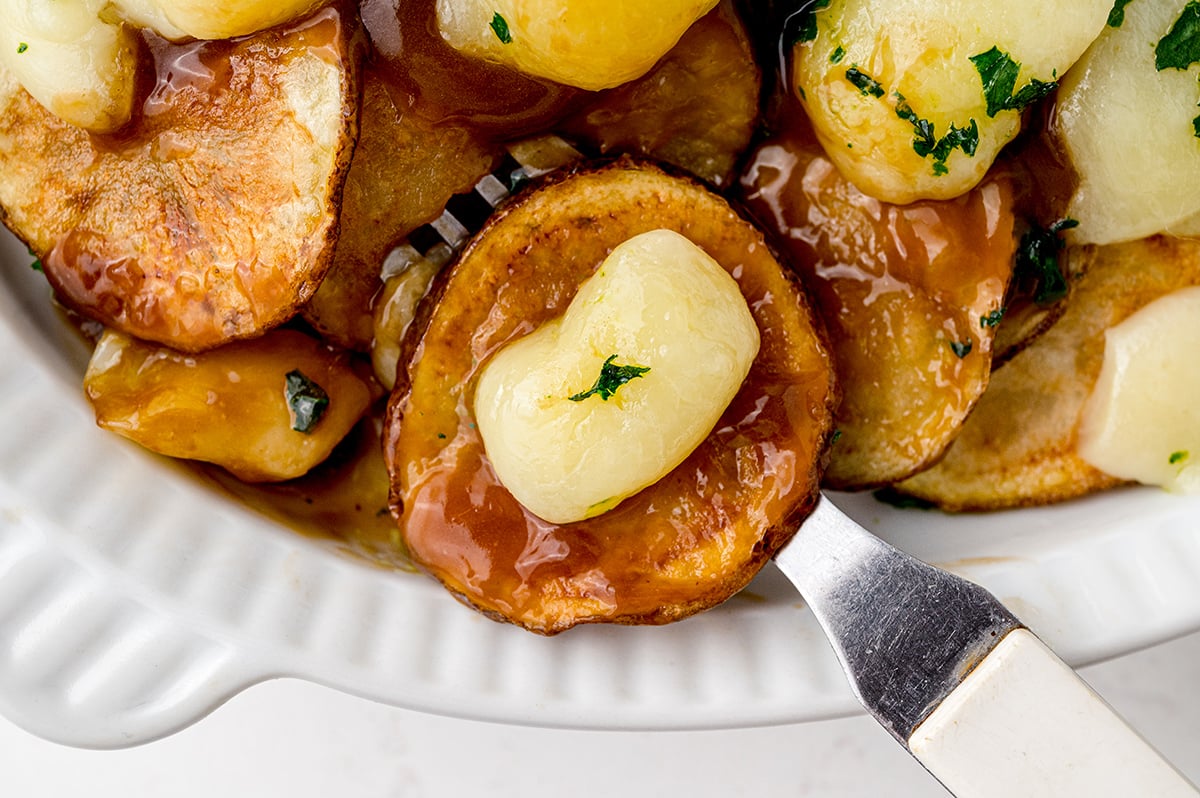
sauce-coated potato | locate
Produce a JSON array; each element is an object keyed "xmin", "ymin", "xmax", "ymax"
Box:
[
  {"xmin": 86, "ymin": 328, "xmax": 374, "ymax": 482},
  {"xmin": 386, "ymin": 160, "xmax": 837, "ymax": 633}
]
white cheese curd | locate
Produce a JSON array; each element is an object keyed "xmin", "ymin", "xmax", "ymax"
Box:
[
  {"xmin": 472, "ymin": 229, "xmax": 760, "ymax": 525},
  {"xmin": 1077, "ymin": 286, "xmax": 1200, "ymax": 493},
  {"xmin": 435, "ymin": 0, "xmax": 718, "ymax": 91},
  {"xmin": 0, "ymin": 0, "xmax": 138, "ymax": 132},
  {"xmin": 0, "ymin": 0, "xmax": 327, "ymax": 133},
  {"xmin": 792, "ymin": 0, "xmax": 1111, "ymax": 204},
  {"xmin": 1057, "ymin": 0, "xmax": 1200, "ymax": 245}
]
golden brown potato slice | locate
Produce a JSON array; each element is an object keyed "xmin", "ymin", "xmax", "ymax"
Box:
[
  {"xmin": 0, "ymin": 7, "xmax": 358, "ymax": 352},
  {"xmin": 384, "ymin": 159, "xmax": 837, "ymax": 635},
  {"xmin": 896, "ymin": 235, "xmax": 1200, "ymax": 511},
  {"xmin": 740, "ymin": 112, "xmax": 1017, "ymax": 489},
  {"xmin": 557, "ymin": 0, "xmax": 760, "ymax": 187},
  {"xmin": 85, "ymin": 327, "xmax": 374, "ymax": 483},
  {"xmin": 301, "ymin": 65, "xmax": 501, "ymax": 351}
]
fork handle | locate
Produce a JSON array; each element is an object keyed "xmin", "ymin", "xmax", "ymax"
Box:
[{"xmin": 908, "ymin": 628, "xmax": 1198, "ymax": 797}]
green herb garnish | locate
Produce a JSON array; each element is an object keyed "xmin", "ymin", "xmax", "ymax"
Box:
[
  {"xmin": 16, "ymin": 42, "xmax": 28, "ymax": 54},
  {"xmin": 26, "ymin": 247, "xmax": 41, "ymax": 272},
  {"xmin": 831, "ymin": 45, "xmax": 846, "ymax": 64},
  {"xmin": 1170, "ymin": 450, "xmax": 1190, "ymax": 465},
  {"xmin": 568, "ymin": 355, "xmax": 650, "ymax": 402},
  {"xmin": 1156, "ymin": 1, "xmax": 1200, "ymax": 71},
  {"xmin": 950, "ymin": 339, "xmax": 973, "ymax": 358},
  {"xmin": 787, "ymin": 0, "xmax": 832, "ymax": 47},
  {"xmin": 980, "ymin": 308, "xmax": 1005, "ymax": 328},
  {"xmin": 284, "ymin": 370, "xmax": 330, "ymax": 434},
  {"xmin": 846, "ymin": 66, "xmax": 885, "ymax": 97},
  {"xmin": 1015, "ymin": 218, "xmax": 1078, "ymax": 304},
  {"xmin": 970, "ymin": 47, "xmax": 1058, "ymax": 117},
  {"xmin": 894, "ymin": 95, "xmax": 979, "ymax": 176},
  {"xmin": 489, "ymin": 12, "xmax": 513, "ymax": 44},
  {"xmin": 1108, "ymin": 0, "xmax": 1135, "ymax": 27}
]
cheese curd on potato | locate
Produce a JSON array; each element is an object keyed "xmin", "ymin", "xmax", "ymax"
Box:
[
  {"xmin": 474, "ymin": 229, "xmax": 760, "ymax": 525},
  {"xmin": 1077, "ymin": 286, "xmax": 1200, "ymax": 493},
  {"xmin": 114, "ymin": 0, "xmax": 328, "ymax": 41},
  {"xmin": 792, "ymin": 0, "xmax": 1111, "ymax": 204},
  {"xmin": 0, "ymin": 0, "xmax": 137, "ymax": 132},
  {"xmin": 0, "ymin": 0, "xmax": 330, "ymax": 132},
  {"xmin": 436, "ymin": 0, "xmax": 719, "ymax": 90},
  {"xmin": 1057, "ymin": 0, "xmax": 1200, "ymax": 245}
]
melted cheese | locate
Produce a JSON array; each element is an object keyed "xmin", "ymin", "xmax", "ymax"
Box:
[
  {"xmin": 1077, "ymin": 286, "xmax": 1200, "ymax": 493},
  {"xmin": 473, "ymin": 229, "xmax": 760, "ymax": 524}
]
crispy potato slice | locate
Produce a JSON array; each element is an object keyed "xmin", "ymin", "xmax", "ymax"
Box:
[
  {"xmin": 740, "ymin": 114, "xmax": 1016, "ymax": 489},
  {"xmin": 557, "ymin": 0, "xmax": 760, "ymax": 187},
  {"xmin": 301, "ymin": 65, "xmax": 501, "ymax": 351},
  {"xmin": 0, "ymin": 7, "xmax": 358, "ymax": 352},
  {"xmin": 85, "ymin": 327, "xmax": 374, "ymax": 483},
  {"xmin": 384, "ymin": 159, "xmax": 837, "ymax": 634},
  {"xmin": 896, "ymin": 236, "xmax": 1200, "ymax": 511}
]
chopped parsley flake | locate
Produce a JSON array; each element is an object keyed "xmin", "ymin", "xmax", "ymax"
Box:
[
  {"xmin": 568, "ymin": 355, "xmax": 650, "ymax": 402},
  {"xmin": 1157, "ymin": 2, "xmax": 1200, "ymax": 71},
  {"xmin": 950, "ymin": 339, "xmax": 973, "ymax": 358},
  {"xmin": 894, "ymin": 95, "xmax": 979, "ymax": 176},
  {"xmin": 26, "ymin": 247, "xmax": 41, "ymax": 272},
  {"xmin": 786, "ymin": 0, "xmax": 832, "ymax": 47},
  {"xmin": 980, "ymin": 308, "xmax": 1005, "ymax": 328},
  {"xmin": 846, "ymin": 66, "xmax": 885, "ymax": 97},
  {"xmin": 1015, "ymin": 218, "xmax": 1078, "ymax": 304},
  {"xmin": 16, "ymin": 42, "xmax": 28, "ymax": 54},
  {"xmin": 284, "ymin": 370, "xmax": 330, "ymax": 434},
  {"xmin": 489, "ymin": 12, "xmax": 513, "ymax": 44},
  {"xmin": 1170, "ymin": 450, "xmax": 1190, "ymax": 464},
  {"xmin": 831, "ymin": 45, "xmax": 846, "ymax": 63},
  {"xmin": 1108, "ymin": 0, "xmax": 1135, "ymax": 27},
  {"xmin": 970, "ymin": 47, "xmax": 1058, "ymax": 118}
]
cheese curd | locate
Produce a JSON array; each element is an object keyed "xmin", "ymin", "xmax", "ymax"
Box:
[
  {"xmin": 472, "ymin": 229, "xmax": 760, "ymax": 525},
  {"xmin": 1057, "ymin": 0, "xmax": 1200, "ymax": 245},
  {"xmin": 0, "ymin": 0, "xmax": 137, "ymax": 132},
  {"xmin": 1077, "ymin": 286, "xmax": 1200, "ymax": 493},
  {"xmin": 792, "ymin": 0, "xmax": 1111, "ymax": 204},
  {"xmin": 436, "ymin": 0, "xmax": 718, "ymax": 91},
  {"xmin": 0, "ymin": 0, "xmax": 327, "ymax": 132}
]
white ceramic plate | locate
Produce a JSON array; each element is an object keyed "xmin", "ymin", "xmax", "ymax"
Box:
[{"xmin": 1, "ymin": 227, "xmax": 1199, "ymax": 749}]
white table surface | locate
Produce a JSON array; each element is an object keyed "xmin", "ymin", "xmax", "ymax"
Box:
[{"xmin": 2, "ymin": 627, "xmax": 1197, "ymax": 797}]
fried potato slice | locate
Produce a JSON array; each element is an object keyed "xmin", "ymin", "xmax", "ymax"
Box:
[
  {"xmin": 896, "ymin": 235, "xmax": 1200, "ymax": 511},
  {"xmin": 85, "ymin": 327, "xmax": 374, "ymax": 483},
  {"xmin": 557, "ymin": 0, "xmax": 760, "ymax": 187},
  {"xmin": 384, "ymin": 159, "xmax": 837, "ymax": 635},
  {"xmin": 301, "ymin": 65, "xmax": 501, "ymax": 351},
  {"xmin": 740, "ymin": 114, "xmax": 1016, "ymax": 489},
  {"xmin": 0, "ymin": 7, "xmax": 358, "ymax": 352}
]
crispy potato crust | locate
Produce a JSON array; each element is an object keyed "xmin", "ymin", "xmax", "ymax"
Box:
[
  {"xmin": 558, "ymin": 0, "xmax": 760, "ymax": 188},
  {"xmin": 301, "ymin": 64, "xmax": 501, "ymax": 350},
  {"xmin": 384, "ymin": 159, "xmax": 838, "ymax": 634},
  {"xmin": 0, "ymin": 6, "xmax": 359, "ymax": 352},
  {"xmin": 897, "ymin": 236, "xmax": 1200, "ymax": 511},
  {"xmin": 740, "ymin": 114, "xmax": 1016, "ymax": 489}
]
